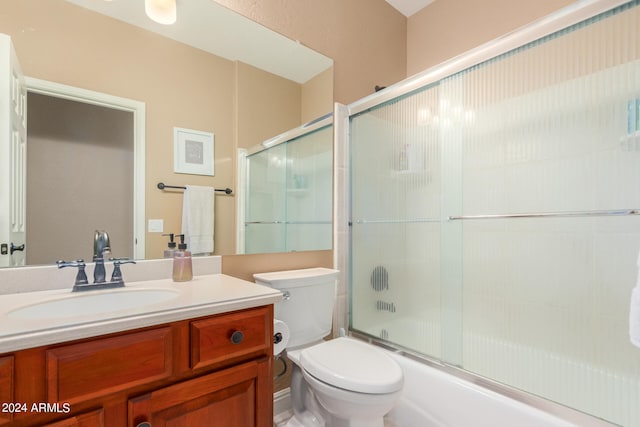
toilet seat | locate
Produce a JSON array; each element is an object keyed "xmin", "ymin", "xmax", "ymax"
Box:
[{"xmin": 299, "ymin": 337, "xmax": 403, "ymax": 394}]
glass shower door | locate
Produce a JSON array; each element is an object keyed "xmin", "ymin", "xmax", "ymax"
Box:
[
  {"xmin": 244, "ymin": 123, "xmax": 333, "ymax": 253},
  {"xmin": 285, "ymin": 126, "xmax": 333, "ymax": 252},
  {"xmin": 348, "ymin": 2, "xmax": 640, "ymax": 425},
  {"xmin": 245, "ymin": 144, "xmax": 287, "ymax": 253},
  {"xmin": 350, "ymin": 86, "xmax": 444, "ymax": 358}
]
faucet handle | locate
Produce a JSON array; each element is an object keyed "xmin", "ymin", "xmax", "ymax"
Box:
[
  {"xmin": 56, "ymin": 259, "xmax": 85, "ymax": 268},
  {"xmin": 110, "ymin": 258, "xmax": 136, "ymax": 282},
  {"xmin": 56, "ymin": 259, "xmax": 89, "ymax": 286},
  {"xmin": 109, "ymin": 257, "xmax": 136, "ymax": 263}
]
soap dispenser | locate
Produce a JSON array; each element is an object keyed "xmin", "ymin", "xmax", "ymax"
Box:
[
  {"xmin": 173, "ymin": 234, "xmax": 193, "ymax": 282},
  {"xmin": 163, "ymin": 233, "xmax": 177, "ymax": 258}
]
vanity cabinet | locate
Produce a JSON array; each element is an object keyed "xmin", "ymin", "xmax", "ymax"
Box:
[{"xmin": 1, "ymin": 305, "xmax": 273, "ymax": 427}]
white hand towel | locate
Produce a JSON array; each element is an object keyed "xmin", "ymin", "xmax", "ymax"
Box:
[
  {"xmin": 630, "ymin": 250, "xmax": 640, "ymax": 348},
  {"xmin": 182, "ymin": 185, "xmax": 214, "ymax": 255}
]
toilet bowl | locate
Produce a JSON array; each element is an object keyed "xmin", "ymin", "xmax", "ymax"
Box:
[
  {"xmin": 291, "ymin": 337, "xmax": 403, "ymax": 427},
  {"xmin": 253, "ymin": 268, "xmax": 404, "ymax": 427}
]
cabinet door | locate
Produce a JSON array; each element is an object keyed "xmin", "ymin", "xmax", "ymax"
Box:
[{"xmin": 129, "ymin": 358, "xmax": 271, "ymax": 427}]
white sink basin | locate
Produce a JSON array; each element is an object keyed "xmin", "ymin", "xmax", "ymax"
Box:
[{"xmin": 8, "ymin": 289, "xmax": 181, "ymax": 319}]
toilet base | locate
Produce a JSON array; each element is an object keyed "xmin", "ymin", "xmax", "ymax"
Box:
[
  {"xmin": 285, "ymin": 343, "xmax": 401, "ymax": 427},
  {"xmin": 285, "ymin": 353, "xmax": 389, "ymax": 427},
  {"xmin": 285, "ymin": 411, "xmax": 324, "ymax": 427}
]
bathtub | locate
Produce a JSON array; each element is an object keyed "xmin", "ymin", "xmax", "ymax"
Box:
[{"xmin": 382, "ymin": 350, "xmax": 616, "ymax": 427}]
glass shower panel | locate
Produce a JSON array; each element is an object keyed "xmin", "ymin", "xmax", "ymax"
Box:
[
  {"xmin": 461, "ymin": 216, "xmax": 640, "ymax": 425},
  {"xmin": 350, "ymin": 86, "xmax": 443, "ymax": 358},
  {"xmin": 244, "ymin": 124, "xmax": 333, "ymax": 253},
  {"xmin": 448, "ymin": 4, "xmax": 640, "ymax": 425},
  {"xmin": 285, "ymin": 126, "xmax": 333, "ymax": 252},
  {"xmin": 245, "ymin": 144, "xmax": 287, "ymax": 253}
]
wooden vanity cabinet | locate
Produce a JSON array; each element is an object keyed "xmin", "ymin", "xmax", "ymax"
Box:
[
  {"xmin": 1, "ymin": 305, "xmax": 274, "ymax": 427},
  {"xmin": 0, "ymin": 356, "xmax": 14, "ymax": 426}
]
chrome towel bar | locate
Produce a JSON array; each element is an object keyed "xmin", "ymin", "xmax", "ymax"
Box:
[{"xmin": 157, "ymin": 182, "xmax": 232, "ymax": 194}]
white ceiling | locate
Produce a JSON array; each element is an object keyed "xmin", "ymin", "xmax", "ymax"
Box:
[
  {"xmin": 65, "ymin": 0, "xmax": 333, "ymax": 84},
  {"xmin": 385, "ymin": 0, "xmax": 435, "ymax": 17}
]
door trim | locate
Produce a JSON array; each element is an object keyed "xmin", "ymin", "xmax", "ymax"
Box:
[{"xmin": 25, "ymin": 77, "xmax": 146, "ymax": 260}]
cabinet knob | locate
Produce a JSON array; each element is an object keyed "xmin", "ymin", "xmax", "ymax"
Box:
[
  {"xmin": 136, "ymin": 422, "xmax": 152, "ymax": 427},
  {"xmin": 230, "ymin": 330, "xmax": 244, "ymax": 345}
]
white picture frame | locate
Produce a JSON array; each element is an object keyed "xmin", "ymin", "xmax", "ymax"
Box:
[{"xmin": 173, "ymin": 127, "xmax": 214, "ymax": 176}]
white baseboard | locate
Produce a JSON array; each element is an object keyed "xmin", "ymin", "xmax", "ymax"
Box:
[{"xmin": 274, "ymin": 388, "xmax": 292, "ymax": 424}]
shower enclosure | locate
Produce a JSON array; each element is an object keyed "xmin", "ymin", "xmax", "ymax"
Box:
[
  {"xmin": 242, "ymin": 119, "xmax": 333, "ymax": 254},
  {"xmin": 342, "ymin": 1, "xmax": 640, "ymax": 425}
]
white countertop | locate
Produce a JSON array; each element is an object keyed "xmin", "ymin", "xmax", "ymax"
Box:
[{"xmin": 0, "ymin": 274, "xmax": 282, "ymax": 353}]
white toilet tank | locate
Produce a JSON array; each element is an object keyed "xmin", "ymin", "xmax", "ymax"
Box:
[{"xmin": 254, "ymin": 268, "xmax": 339, "ymax": 349}]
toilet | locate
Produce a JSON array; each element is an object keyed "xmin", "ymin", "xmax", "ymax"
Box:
[{"xmin": 254, "ymin": 268, "xmax": 403, "ymax": 427}]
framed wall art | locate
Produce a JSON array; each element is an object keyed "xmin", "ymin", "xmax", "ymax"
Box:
[{"xmin": 173, "ymin": 127, "xmax": 214, "ymax": 176}]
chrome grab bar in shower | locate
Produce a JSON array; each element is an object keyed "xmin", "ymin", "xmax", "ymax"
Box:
[{"xmin": 448, "ymin": 209, "xmax": 640, "ymax": 220}]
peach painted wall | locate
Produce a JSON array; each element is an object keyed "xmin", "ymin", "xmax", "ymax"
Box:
[
  {"xmin": 213, "ymin": 0, "xmax": 407, "ymax": 105},
  {"xmin": 407, "ymin": 0, "xmax": 575, "ymax": 76},
  {"xmin": 302, "ymin": 68, "xmax": 334, "ymax": 123},
  {"xmin": 215, "ymin": 0, "xmax": 583, "ymax": 102}
]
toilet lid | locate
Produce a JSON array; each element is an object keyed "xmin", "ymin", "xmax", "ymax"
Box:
[{"xmin": 300, "ymin": 337, "xmax": 403, "ymax": 394}]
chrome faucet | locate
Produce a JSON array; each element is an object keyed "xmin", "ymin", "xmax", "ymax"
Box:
[
  {"xmin": 57, "ymin": 230, "xmax": 135, "ymax": 292},
  {"xmin": 94, "ymin": 230, "xmax": 111, "ymax": 259},
  {"xmin": 93, "ymin": 230, "xmax": 111, "ymax": 283}
]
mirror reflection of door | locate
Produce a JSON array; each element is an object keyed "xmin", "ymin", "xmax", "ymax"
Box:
[
  {"xmin": 0, "ymin": 34, "xmax": 27, "ymax": 267},
  {"xmin": 26, "ymin": 93, "xmax": 134, "ymax": 265}
]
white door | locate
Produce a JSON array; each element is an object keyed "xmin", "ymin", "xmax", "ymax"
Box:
[{"xmin": 0, "ymin": 34, "xmax": 27, "ymax": 267}]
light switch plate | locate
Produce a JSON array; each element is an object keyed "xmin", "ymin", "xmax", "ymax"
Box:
[{"xmin": 148, "ymin": 219, "xmax": 164, "ymax": 233}]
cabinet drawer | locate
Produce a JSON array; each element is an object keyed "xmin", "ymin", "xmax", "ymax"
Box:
[
  {"xmin": 0, "ymin": 356, "xmax": 14, "ymax": 426},
  {"xmin": 46, "ymin": 327, "xmax": 172, "ymax": 403},
  {"xmin": 191, "ymin": 307, "xmax": 271, "ymax": 370}
]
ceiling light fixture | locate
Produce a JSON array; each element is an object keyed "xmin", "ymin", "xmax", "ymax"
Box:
[{"xmin": 145, "ymin": 0, "xmax": 177, "ymax": 25}]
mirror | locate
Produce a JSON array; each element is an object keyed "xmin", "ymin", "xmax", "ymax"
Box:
[
  {"xmin": 0, "ymin": 0, "xmax": 333, "ymax": 266},
  {"xmin": 242, "ymin": 121, "xmax": 334, "ymax": 254}
]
